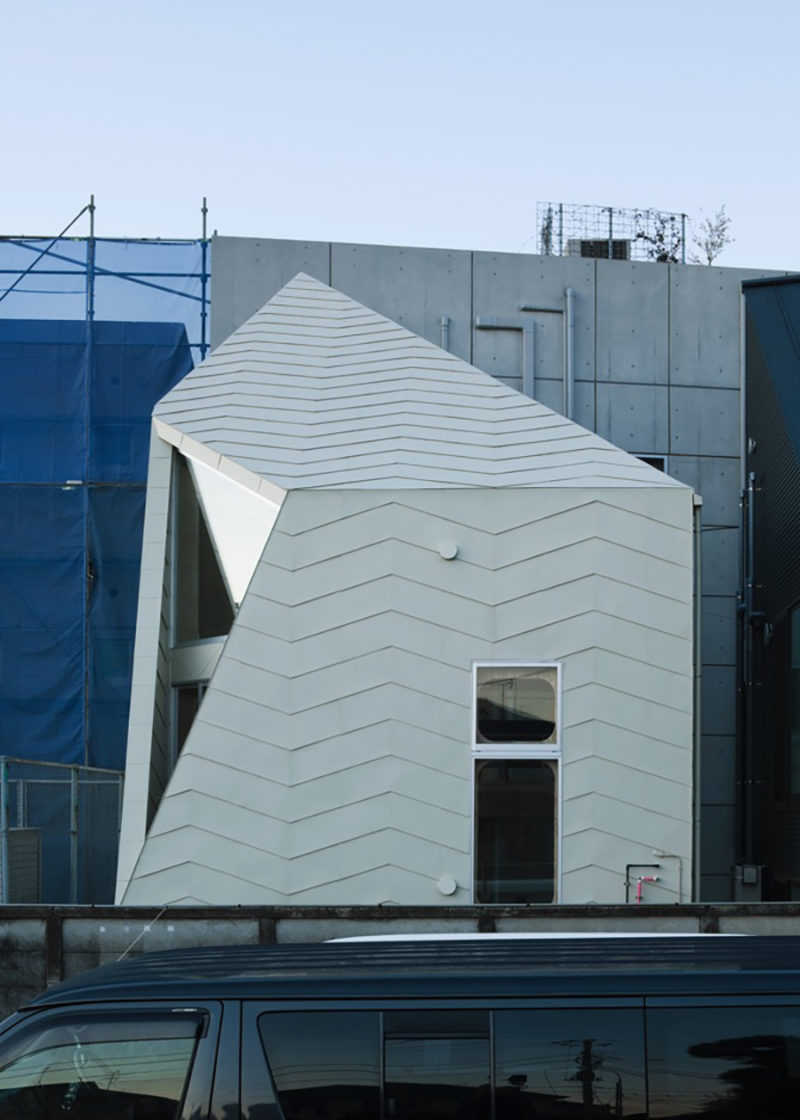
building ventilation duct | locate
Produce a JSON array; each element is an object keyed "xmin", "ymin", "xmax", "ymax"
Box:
[{"xmin": 566, "ymin": 238, "xmax": 631, "ymax": 261}]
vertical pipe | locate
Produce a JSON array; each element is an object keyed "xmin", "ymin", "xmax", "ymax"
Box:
[
  {"xmin": 693, "ymin": 497, "xmax": 703, "ymax": 901},
  {"xmin": 563, "ymin": 287, "xmax": 575, "ymax": 419},
  {"xmin": 70, "ymin": 766, "xmax": 79, "ymax": 904},
  {"xmin": 0, "ymin": 761, "xmax": 8, "ymax": 904},
  {"xmin": 440, "ymin": 315, "xmax": 450, "ymax": 352},
  {"xmin": 200, "ymin": 197, "xmax": 209, "ymax": 360},
  {"xmin": 522, "ymin": 326, "xmax": 535, "ymax": 399}
]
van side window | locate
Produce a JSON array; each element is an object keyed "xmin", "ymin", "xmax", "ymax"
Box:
[
  {"xmin": 258, "ymin": 1012, "xmax": 380, "ymax": 1120},
  {"xmin": 383, "ymin": 1009, "xmax": 490, "ymax": 1120},
  {"xmin": 258, "ymin": 1007, "xmax": 644, "ymax": 1120},
  {"xmin": 0, "ymin": 1013, "xmax": 202, "ymax": 1120},
  {"xmin": 494, "ymin": 1008, "xmax": 647, "ymax": 1120},
  {"xmin": 647, "ymin": 1005, "xmax": 800, "ymax": 1119}
]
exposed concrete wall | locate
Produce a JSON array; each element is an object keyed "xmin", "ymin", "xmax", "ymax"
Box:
[
  {"xmin": 3, "ymin": 905, "xmax": 800, "ymax": 1021},
  {"xmin": 210, "ymin": 238, "xmax": 783, "ymax": 900}
]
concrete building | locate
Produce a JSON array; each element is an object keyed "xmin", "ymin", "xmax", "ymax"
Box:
[
  {"xmin": 116, "ymin": 273, "xmax": 695, "ymax": 906},
  {"xmin": 2, "ymin": 229, "xmax": 788, "ymax": 904},
  {"xmin": 205, "ymin": 237, "xmax": 779, "ymax": 900}
]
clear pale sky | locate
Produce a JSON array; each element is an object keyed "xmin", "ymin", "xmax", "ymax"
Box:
[{"xmin": 3, "ymin": 0, "xmax": 797, "ymax": 270}]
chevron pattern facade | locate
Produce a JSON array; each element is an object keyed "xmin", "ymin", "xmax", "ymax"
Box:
[{"xmin": 117, "ymin": 275, "xmax": 695, "ymax": 906}]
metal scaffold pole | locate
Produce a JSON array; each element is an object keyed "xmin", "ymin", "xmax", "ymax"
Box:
[
  {"xmin": 200, "ymin": 197, "xmax": 209, "ymax": 359},
  {"xmin": 86, "ymin": 195, "xmax": 96, "ymax": 322}
]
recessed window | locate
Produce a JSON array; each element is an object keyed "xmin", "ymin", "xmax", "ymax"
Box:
[
  {"xmin": 637, "ymin": 454, "xmax": 667, "ymax": 472},
  {"xmin": 475, "ymin": 759, "xmax": 557, "ymax": 903},
  {"xmin": 175, "ymin": 681, "xmax": 208, "ymax": 757},
  {"xmin": 173, "ymin": 453, "xmax": 234, "ymax": 644},
  {"xmin": 475, "ymin": 665, "xmax": 558, "ymax": 745}
]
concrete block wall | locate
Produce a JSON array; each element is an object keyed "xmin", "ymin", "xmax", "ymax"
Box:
[{"xmin": 209, "ymin": 238, "xmax": 782, "ymax": 900}]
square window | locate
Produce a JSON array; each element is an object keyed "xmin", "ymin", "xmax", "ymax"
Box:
[{"xmin": 475, "ymin": 665, "xmax": 558, "ymax": 746}]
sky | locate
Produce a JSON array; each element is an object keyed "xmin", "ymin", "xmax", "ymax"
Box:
[{"xmin": 2, "ymin": 0, "xmax": 798, "ymax": 270}]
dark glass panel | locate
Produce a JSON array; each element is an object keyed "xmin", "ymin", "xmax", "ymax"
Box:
[
  {"xmin": 175, "ymin": 682, "xmax": 207, "ymax": 754},
  {"xmin": 647, "ymin": 1005, "xmax": 800, "ymax": 1120},
  {"xmin": 476, "ymin": 668, "xmax": 556, "ymax": 744},
  {"xmin": 258, "ymin": 1012, "xmax": 380, "ymax": 1120},
  {"xmin": 475, "ymin": 760, "xmax": 556, "ymax": 903},
  {"xmin": 173, "ymin": 454, "xmax": 233, "ymax": 643},
  {"xmin": 384, "ymin": 1010, "xmax": 490, "ymax": 1120},
  {"xmin": 0, "ymin": 1013, "xmax": 201, "ymax": 1120},
  {"xmin": 494, "ymin": 1008, "xmax": 647, "ymax": 1120}
]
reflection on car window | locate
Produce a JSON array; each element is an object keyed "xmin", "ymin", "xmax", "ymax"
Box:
[
  {"xmin": 259, "ymin": 1011, "xmax": 380, "ymax": 1120},
  {"xmin": 647, "ymin": 1006, "xmax": 800, "ymax": 1119},
  {"xmin": 258, "ymin": 1007, "xmax": 646, "ymax": 1120},
  {"xmin": 494, "ymin": 1009, "xmax": 647, "ymax": 1120},
  {"xmin": 0, "ymin": 1014, "xmax": 201, "ymax": 1120}
]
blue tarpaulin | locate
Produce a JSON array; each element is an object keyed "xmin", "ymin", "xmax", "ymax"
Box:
[{"xmin": 0, "ymin": 319, "xmax": 192, "ymax": 768}]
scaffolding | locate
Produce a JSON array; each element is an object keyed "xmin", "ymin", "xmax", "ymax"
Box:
[
  {"xmin": 0, "ymin": 197, "xmax": 209, "ymax": 361},
  {"xmin": 535, "ymin": 201, "xmax": 688, "ymax": 264},
  {"xmin": 0, "ymin": 203, "xmax": 208, "ymax": 901}
]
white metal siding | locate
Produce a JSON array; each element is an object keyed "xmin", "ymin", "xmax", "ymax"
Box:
[{"xmin": 121, "ymin": 486, "xmax": 693, "ymax": 905}]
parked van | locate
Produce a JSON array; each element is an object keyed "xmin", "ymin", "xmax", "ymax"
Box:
[{"xmin": 0, "ymin": 936, "xmax": 798, "ymax": 1120}]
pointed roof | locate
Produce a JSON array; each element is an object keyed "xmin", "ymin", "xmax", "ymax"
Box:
[{"xmin": 155, "ymin": 273, "xmax": 682, "ymax": 490}]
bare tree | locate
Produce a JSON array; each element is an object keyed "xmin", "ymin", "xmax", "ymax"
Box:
[
  {"xmin": 635, "ymin": 211, "xmax": 683, "ymax": 263},
  {"xmin": 691, "ymin": 206, "xmax": 734, "ymax": 265}
]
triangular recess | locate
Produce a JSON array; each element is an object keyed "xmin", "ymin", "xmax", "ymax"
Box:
[{"xmin": 187, "ymin": 457, "xmax": 281, "ymax": 606}]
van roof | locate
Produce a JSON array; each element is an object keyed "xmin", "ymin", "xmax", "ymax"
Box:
[{"xmin": 28, "ymin": 936, "xmax": 800, "ymax": 1007}]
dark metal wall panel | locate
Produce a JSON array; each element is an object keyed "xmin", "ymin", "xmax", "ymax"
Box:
[{"xmin": 745, "ymin": 290, "xmax": 800, "ymax": 890}]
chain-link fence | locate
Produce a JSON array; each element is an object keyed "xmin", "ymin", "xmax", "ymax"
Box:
[
  {"xmin": 536, "ymin": 202, "xmax": 688, "ymax": 263},
  {"xmin": 0, "ymin": 758, "xmax": 123, "ymax": 904}
]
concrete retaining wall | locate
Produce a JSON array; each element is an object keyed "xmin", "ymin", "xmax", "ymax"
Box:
[{"xmin": 2, "ymin": 904, "xmax": 800, "ymax": 1019}]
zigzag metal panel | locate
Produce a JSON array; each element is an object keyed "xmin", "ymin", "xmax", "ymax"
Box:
[
  {"xmin": 122, "ymin": 486, "xmax": 693, "ymax": 906},
  {"xmin": 154, "ymin": 274, "xmax": 684, "ymax": 492}
]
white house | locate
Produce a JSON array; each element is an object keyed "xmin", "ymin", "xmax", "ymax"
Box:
[{"xmin": 116, "ymin": 273, "xmax": 696, "ymax": 906}]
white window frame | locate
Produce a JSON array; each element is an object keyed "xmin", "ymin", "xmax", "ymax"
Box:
[
  {"xmin": 472, "ymin": 661, "xmax": 561, "ymax": 758},
  {"xmin": 471, "ymin": 661, "xmax": 563, "ymax": 904}
]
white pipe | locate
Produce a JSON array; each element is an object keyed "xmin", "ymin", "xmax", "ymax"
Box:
[
  {"xmin": 693, "ymin": 495, "xmax": 703, "ymax": 901},
  {"xmin": 564, "ymin": 287, "xmax": 575, "ymax": 418}
]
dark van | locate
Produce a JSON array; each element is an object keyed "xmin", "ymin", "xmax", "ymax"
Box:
[{"xmin": 0, "ymin": 935, "xmax": 798, "ymax": 1120}]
